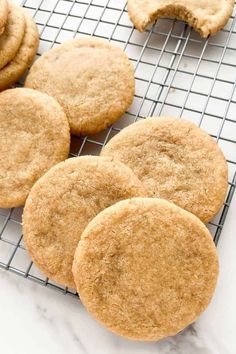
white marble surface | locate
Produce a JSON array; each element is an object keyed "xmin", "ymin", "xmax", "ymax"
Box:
[{"xmin": 0, "ymin": 195, "xmax": 236, "ymax": 354}]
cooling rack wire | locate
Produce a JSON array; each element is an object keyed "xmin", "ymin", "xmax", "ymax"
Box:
[{"xmin": 0, "ymin": 0, "xmax": 236, "ymax": 296}]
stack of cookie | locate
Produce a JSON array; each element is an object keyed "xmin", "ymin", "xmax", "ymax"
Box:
[{"xmin": 0, "ymin": 0, "xmax": 39, "ymax": 91}]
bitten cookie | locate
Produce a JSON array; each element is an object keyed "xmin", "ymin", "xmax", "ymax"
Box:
[
  {"xmin": 127, "ymin": 0, "xmax": 234, "ymax": 37},
  {"xmin": 0, "ymin": 12, "xmax": 39, "ymax": 91},
  {"xmin": 73, "ymin": 197, "xmax": 219, "ymax": 341},
  {"xmin": 101, "ymin": 117, "xmax": 228, "ymax": 223},
  {"xmin": 0, "ymin": 88, "xmax": 70, "ymax": 208},
  {"xmin": 23, "ymin": 156, "xmax": 147, "ymax": 288},
  {"xmin": 0, "ymin": 0, "xmax": 8, "ymax": 34},
  {"xmin": 0, "ymin": 2, "xmax": 26, "ymax": 70},
  {"xmin": 25, "ymin": 37, "xmax": 135, "ymax": 136}
]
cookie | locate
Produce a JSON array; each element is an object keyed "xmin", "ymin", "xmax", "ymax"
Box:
[
  {"xmin": 0, "ymin": 0, "xmax": 8, "ymax": 34},
  {"xmin": 0, "ymin": 2, "xmax": 26, "ymax": 70},
  {"xmin": 73, "ymin": 197, "xmax": 219, "ymax": 341},
  {"xmin": 101, "ymin": 117, "xmax": 228, "ymax": 223},
  {"xmin": 25, "ymin": 37, "xmax": 135, "ymax": 136},
  {"xmin": 127, "ymin": 0, "xmax": 234, "ymax": 37},
  {"xmin": 23, "ymin": 156, "xmax": 147, "ymax": 288},
  {"xmin": 0, "ymin": 12, "xmax": 39, "ymax": 91},
  {"xmin": 0, "ymin": 88, "xmax": 70, "ymax": 208}
]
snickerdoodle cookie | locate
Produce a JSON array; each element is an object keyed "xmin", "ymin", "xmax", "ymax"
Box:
[
  {"xmin": 73, "ymin": 197, "xmax": 219, "ymax": 341},
  {"xmin": 0, "ymin": 0, "xmax": 8, "ymax": 34},
  {"xmin": 128, "ymin": 0, "xmax": 234, "ymax": 37},
  {"xmin": 25, "ymin": 37, "xmax": 135, "ymax": 136},
  {"xmin": 0, "ymin": 2, "xmax": 26, "ymax": 70},
  {"xmin": 23, "ymin": 156, "xmax": 147, "ymax": 288},
  {"xmin": 101, "ymin": 117, "xmax": 228, "ymax": 223},
  {"xmin": 0, "ymin": 88, "xmax": 70, "ymax": 208},
  {"xmin": 0, "ymin": 12, "xmax": 39, "ymax": 91}
]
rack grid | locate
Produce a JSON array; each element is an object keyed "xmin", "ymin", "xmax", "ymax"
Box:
[{"xmin": 0, "ymin": 0, "xmax": 236, "ymax": 297}]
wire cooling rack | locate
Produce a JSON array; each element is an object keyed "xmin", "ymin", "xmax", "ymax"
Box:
[{"xmin": 0, "ymin": 0, "xmax": 236, "ymax": 297}]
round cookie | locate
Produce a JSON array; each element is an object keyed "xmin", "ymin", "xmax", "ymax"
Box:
[
  {"xmin": 0, "ymin": 0, "xmax": 8, "ymax": 34},
  {"xmin": 23, "ymin": 156, "xmax": 147, "ymax": 288},
  {"xmin": 101, "ymin": 117, "xmax": 228, "ymax": 223},
  {"xmin": 0, "ymin": 2, "xmax": 26, "ymax": 70},
  {"xmin": 127, "ymin": 0, "xmax": 234, "ymax": 37},
  {"xmin": 73, "ymin": 197, "xmax": 219, "ymax": 341},
  {"xmin": 25, "ymin": 37, "xmax": 135, "ymax": 136},
  {"xmin": 0, "ymin": 12, "xmax": 39, "ymax": 91},
  {"xmin": 0, "ymin": 88, "xmax": 70, "ymax": 208}
]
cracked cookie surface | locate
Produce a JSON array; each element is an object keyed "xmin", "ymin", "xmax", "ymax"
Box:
[{"xmin": 101, "ymin": 117, "xmax": 228, "ymax": 223}]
